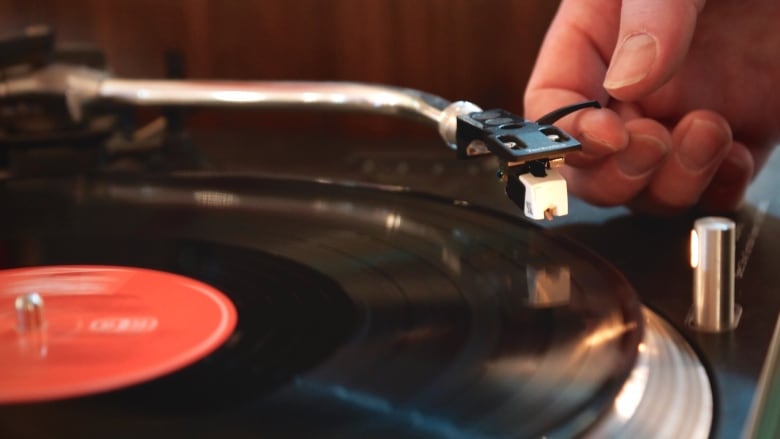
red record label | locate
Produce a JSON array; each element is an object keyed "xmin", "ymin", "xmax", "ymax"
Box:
[{"xmin": 0, "ymin": 265, "xmax": 238, "ymax": 403}]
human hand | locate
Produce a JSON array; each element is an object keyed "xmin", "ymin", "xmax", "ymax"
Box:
[{"xmin": 524, "ymin": 0, "xmax": 780, "ymax": 214}]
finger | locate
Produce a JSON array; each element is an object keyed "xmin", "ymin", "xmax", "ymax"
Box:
[
  {"xmin": 608, "ymin": 100, "xmax": 644, "ymax": 121},
  {"xmin": 563, "ymin": 108, "xmax": 630, "ymax": 167},
  {"xmin": 524, "ymin": 1, "xmax": 630, "ymax": 165},
  {"xmin": 563, "ymin": 101, "xmax": 644, "ymax": 168},
  {"xmin": 561, "ymin": 118, "xmax": 670, "ymax": 206},
  {"xmin": 604, "ymin": 0, "xmax": 706, "ymax": 100},
  {"xmin": 524, "ymin": 0, "xmax": 621, "ymax": 122},
  {"xmin": 631, "ymin": 110, "xmax": 732, "ymax": 213},
  {"xmin": 697, "ymin": 141, "xmax": 754, "ymax": 213}
]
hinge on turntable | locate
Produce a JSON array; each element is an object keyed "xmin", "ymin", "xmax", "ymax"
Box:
[{"xmin": 455, "ymin": 101, "xmax": 600, "ymax": 221}]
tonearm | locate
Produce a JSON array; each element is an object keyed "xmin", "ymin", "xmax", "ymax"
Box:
[{"xmin": 0, "ymin": 26, "xmax": 598, "ymax": 220}]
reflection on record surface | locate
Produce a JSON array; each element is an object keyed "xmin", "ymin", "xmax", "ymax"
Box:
[{"xmin": 0, "ymin": 175, "xmax": 642, "ymax": 439}]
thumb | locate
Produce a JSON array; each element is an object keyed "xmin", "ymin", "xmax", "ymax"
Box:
[{"xmin": 604, "ymin": 0, "xmax": 706, "ymax": 100}]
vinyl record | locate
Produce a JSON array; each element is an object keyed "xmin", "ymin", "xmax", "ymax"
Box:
[
  {"xmin": 0, "ymin": 265, "xmax": 237, "ymax": 403},
  {"xmin": 0, "ymin": 174, "xmax": 643, "ymax": 439}
]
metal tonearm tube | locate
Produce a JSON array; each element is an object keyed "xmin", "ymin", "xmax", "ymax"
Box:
[
  {"xmin": 1, "ymin": 64, "xmax": 476, "ymax": 148},
  {"xmin": 0, "ymin": 52, "xmax": 598, "ymax": 220}
]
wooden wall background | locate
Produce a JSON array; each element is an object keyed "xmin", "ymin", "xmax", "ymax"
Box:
[{"xmin": 0, "ymin": 0, "xmax": 560, "ymax": 141}]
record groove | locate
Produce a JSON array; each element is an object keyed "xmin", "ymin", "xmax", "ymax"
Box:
[{"xmin": 0, "ymin": 174, "xmax": 643, "ymax": 438}]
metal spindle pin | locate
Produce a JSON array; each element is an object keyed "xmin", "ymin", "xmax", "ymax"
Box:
[
  {"xmin": 689, "ymin": 217, "xmax": 741, "ymax": 332},
  {"xmin": 15, "ymin": 292, "xmax": 46, "ymax": 333}
]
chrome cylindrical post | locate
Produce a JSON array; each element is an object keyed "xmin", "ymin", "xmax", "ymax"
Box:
[
  {"xmin": 689, "ymin": 217, "xmax": 740, "ymax": 332},
  {"xmin": 15, "ymin": 292, "xmax": 46, "ymax": 333}
]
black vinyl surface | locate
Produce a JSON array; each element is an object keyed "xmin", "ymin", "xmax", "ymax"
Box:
[{"xmin": 0, "ymin": 174, "xmax": 643, "ymax": 439}]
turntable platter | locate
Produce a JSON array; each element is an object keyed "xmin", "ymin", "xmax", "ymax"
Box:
[{"xmin": 0, "ymin": 174, "xmax": 643, "ymax": 438}]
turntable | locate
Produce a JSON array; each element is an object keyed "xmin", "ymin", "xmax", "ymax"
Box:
[{"xmin": 0, "ymin": 27, "xmax": 779, "ymax": 439}]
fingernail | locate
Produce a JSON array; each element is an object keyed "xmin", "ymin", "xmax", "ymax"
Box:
[
  {"xmin": 604, "ymin": 33, "xmax": 657, "ymax": 90},
  {"xmin": 712, "ymin": 147, "xmax": 753, "ymax": 184},
  {"xmin": 616, "ymin": 134, "xmax": 668, "ymax": 177},
  {"xmin": 678, "ymin": 119, "xmax": 730, "ymax": 171},
  {"xmin": 581, "ymin": 131, "xmax": 623, "ymax": 154}
]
